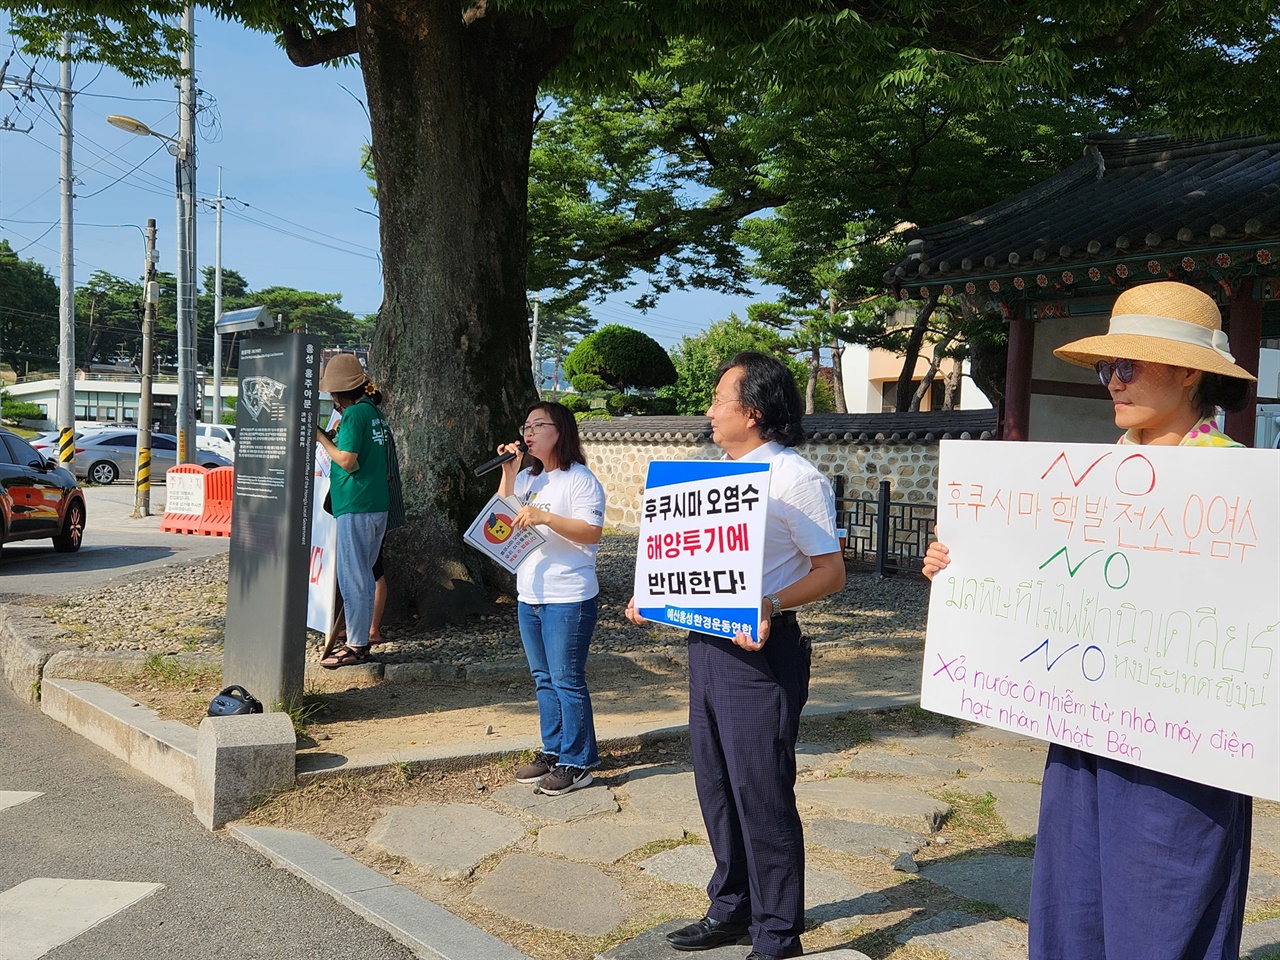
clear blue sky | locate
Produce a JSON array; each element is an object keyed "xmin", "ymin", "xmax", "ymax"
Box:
[{"xmin": 0, "ymin": 13, "xmax": 770, "ymax": 352}]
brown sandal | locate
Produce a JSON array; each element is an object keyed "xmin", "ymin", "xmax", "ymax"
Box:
[{"xmin": 321, "ymin": 645, "xmax": 375, "ymax": 669}]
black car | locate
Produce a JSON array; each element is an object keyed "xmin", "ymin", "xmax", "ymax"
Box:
[{"xmin": 0, "ymin": 428, "xmax": 86, "ymax": 557}]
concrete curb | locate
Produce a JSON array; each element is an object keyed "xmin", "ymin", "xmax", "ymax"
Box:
[
  {"xmin": 40, "ymin": 677, "xmax": 198, "ymax": 801},
  {"xmin": 230, "ymin": 825, "xmax": 533, "ymax": 960},
  {"xmin": 0, "ymin": 604, "xmax": 72, "ymax": 702}
]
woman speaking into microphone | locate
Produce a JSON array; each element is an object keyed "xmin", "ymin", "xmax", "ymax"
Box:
[{"xmin": 495, "ymin": 401, "xmax": 606, "ymax": 796}]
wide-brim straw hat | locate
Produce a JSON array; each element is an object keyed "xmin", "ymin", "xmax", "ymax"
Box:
[
  {"xmin": 319, "ymin": 353, "xmax": 369, "ymax": 393},
  {"xmin": 1054, "ymin": 281, "xmax": 1256, "ymax": 381}
]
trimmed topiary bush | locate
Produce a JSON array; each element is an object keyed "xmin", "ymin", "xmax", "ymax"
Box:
[
  {"xmin": 606, "ymin": 393, "xmax": 647, "ymax": 415},
  {"xmin": 569, "ymin": 372, "xmax": 609, "ymax": 394},
  {"xmin": 642, "ymin": 396, "xmax": 677, "ymax": 415}
]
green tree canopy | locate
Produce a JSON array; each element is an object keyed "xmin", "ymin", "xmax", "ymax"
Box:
[
  {"xmin": 533, "ymin": 302, "xmax": 595, "ymax": 392},
  {"xmin": 563, "ymin": 324, "xmax": 677, "ymax": 392},
  {"xmin": 11, "ymin": 0, "xmax": 1275, "ymax": 623},
  {"xmin": 76, "ymin": 270, "xmax": 145, "ymax": 369},
  {"xmin": 0, "ymin": 240, "xmax": 59, "ymax": 375},
  {"xmin": 663, "ymin": 314, "xmax": 828, "ymax": 415}
]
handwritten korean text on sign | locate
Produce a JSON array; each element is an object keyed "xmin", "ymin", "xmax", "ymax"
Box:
[
  {"xmin": 634, "ymin": 460, "xmax": 770, "ymax": 640},
  {"xmin": 922, "ymin": 440, "xmax": 1280, "ymax": 800}
]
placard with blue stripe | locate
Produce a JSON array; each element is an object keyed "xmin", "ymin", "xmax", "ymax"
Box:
[{"xmin": 633, "ymin": 459, "xmax": 771, "ymax": 640}]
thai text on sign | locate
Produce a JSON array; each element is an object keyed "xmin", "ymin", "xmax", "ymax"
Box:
[
  {"xmin": 922, "ymin": 440, "xmax": 1280, "ymax": 800},
  {"xmin": 634, "ymin": 460, "xmax": 770, "ymax": 640}
]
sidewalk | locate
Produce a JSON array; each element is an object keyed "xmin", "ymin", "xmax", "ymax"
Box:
[
  {"xmin": 236, "ymin": 671, "xmax": 1280, "ymax": 960},
  {"xmin": 5, "ymin": 534, "xmax": 1279, "ymax": 959}
]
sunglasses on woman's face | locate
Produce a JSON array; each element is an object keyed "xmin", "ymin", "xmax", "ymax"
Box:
[{"xmin": 1095, "ymin": 358, "xmax": 1137, "ymax": 386}]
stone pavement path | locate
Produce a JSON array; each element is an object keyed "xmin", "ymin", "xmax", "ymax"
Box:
[{"xmin": 357, "ymin": 726, "xmax": 1280, "ymax": 960}]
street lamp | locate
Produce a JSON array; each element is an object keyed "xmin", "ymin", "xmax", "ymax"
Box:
[{"xmin": 108, "ymin": 112, "xmax": 198, "ymax": 463}]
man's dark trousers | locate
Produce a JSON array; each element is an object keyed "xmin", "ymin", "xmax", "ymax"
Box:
[{"xmin": 688, "ymin": 615, "xmax": 809, "ymax": 958}]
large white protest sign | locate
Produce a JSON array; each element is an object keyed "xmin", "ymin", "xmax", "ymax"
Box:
[
  {"xmin": 306, "ymin": 474, "xmax": 336, "ymax": 633},
  {"xmin": 923, "ymin": 439, "xmax": 1280, "ymax": 800},
  {"xmin": 463, "ymin": 494, "xmax": 546, "ymax": 573},
  {"xmin": 633, "ymin": 460, "xmax": 770, "ymax": 641},
  {"xmin": 305, "ymin": 411, "xmax": 343, "ymax": 633}
]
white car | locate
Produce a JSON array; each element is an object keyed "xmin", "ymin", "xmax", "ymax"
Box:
[
  {"xmin": 195, "ymin": 423, "xmax": 236, "ymax": 461},
  {"xmin": 72, "ymin": 430, "xmax": 232, "ymax": 485}
]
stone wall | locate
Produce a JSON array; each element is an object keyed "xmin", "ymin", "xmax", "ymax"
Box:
[{"xmin": 579, "ymin": 411, "xmax": 997, "ymax": 532}]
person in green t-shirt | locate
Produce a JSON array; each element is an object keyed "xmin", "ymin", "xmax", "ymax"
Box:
[{"xmin": 316, "ymin": 353, "xmax": 390, "ymax": 668}]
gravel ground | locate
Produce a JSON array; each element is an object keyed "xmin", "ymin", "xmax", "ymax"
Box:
[{"xmin": 40, "ymin": 536, "xmax": 931, "ymax": 664}]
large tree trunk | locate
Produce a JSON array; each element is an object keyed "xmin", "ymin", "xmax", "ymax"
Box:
[
  {"xmin": 894, "ymin": 292, "xmax": 938, "ymax": 412},
  {"xmin": 357, "ymin": 1, "xmax": 567, "ymax": 623},
  {"xmin": 942, "ymin": 358, "xmax": 962, "ymax": 410},
  {"xmin": 909, "ymin": 352, "xmax": 939, "ymax": 412},
  {"xmin": 829, "ymin": 338, "xmax": 847, "ymax": 413},
  {"xmin": 805, "ymin": 341, "xmax": 819, "ymax": 415},
  {"xmin": 827, "ymin": 297, "xmax": 847, "ymax": 414}
]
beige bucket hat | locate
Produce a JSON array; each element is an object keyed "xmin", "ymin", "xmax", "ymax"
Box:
[
  {"xmin": 1054, "ymin": 281, "xmax": 1256, "ymax": 381},
  {"xmin": 319, "ymin": 353, "xmax": 369, "ymax": 393}
]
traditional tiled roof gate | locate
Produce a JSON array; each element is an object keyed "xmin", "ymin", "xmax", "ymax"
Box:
[{"xmin": 885, "ymin": 132, "xmax": 1280, "ymax": 444}]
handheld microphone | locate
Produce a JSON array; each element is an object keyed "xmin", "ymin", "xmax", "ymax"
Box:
[{"xmin": 474, "ymin": 439, "xmax": 528, "ymax": 477}]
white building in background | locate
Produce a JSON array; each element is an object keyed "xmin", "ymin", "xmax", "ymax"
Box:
[
  {"xmin": 5, "ymin": 373, "xmax": 238, "ymax": 431},
  {"xmin": 839, "ymin": 341, "xmax": 993, "ymax": 414},
  {"xmin": 1256, "ymin": 347, "xmax": 1280, "ymax": 448}
]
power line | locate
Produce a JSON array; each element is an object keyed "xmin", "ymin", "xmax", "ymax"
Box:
[
  {"xmin": 223, "ymin": 205, "xmax": 380, "ymax": 261},
  {"xmin": 233, "ymin": 200, "xmax": 380, "ymax": 255}
]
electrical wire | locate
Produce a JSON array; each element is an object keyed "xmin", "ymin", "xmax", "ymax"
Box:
[
  {"xmin": 223, "ymin": 206, "xmax": 379, "ymax": 261},
  {"xmin": 77, "ymin": 140, "xmax": 168, "ymax": 199}
]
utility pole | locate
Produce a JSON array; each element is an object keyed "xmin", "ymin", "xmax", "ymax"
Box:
[
  {"xmin": 56, "ymin": 34, "xmax": 75, "ymax": 467},
  {"xmin": 134, "ymin": 218, "xmax": 158, "ymax": 518},
  {"xmin": 174, "ymin": 2, "xmax": 198, "ymax": 462},
  {"xmin": 199, "ymin": 167, "xmax": 235, "ymax": 424},
  {"xmin": 530, "ymin": 295, "xmax": 540, "ymax": 394}
]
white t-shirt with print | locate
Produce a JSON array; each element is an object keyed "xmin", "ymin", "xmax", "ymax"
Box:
[{"xmin": 514, "ymin": 461, "xmax": 606, "ymax": 604}]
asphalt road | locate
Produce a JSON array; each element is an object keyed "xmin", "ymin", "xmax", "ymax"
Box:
[
  {"xmin": 0, "ymin": 678, "xmax": 420, "ymax": 960},
  {"xmin": 0, "ymin": 484, "xmax": 230, "ymax": 599}
]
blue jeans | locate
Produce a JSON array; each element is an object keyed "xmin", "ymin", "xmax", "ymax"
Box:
[
  {"xmin": 334, "ymin": 511, "xmax": 387, "ymax": 649},
  {"xmin": 517, "ymin": 596, "xmax": 599, "ymax": 770}
]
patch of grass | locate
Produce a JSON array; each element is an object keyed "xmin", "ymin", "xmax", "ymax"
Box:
[
  {"xmin": 801, "ymin": 711, "xmax": 874, "ymax": 747},
  {"xmin": 387, "ymin": 758, "xmax": 418, "ymax": 785},
  {"xmin": 629, "ymin": 835, "xmax": 698, "ymax": 860},
  {"xmin": 279, "ymin": 689, "xmax": 329, "ymax": 735},
  {"xmin": 876, "ymin": 704, "xmax": 962, "ymax": 735},
  {"xmin": 931, "ymin": 789, "xmax": 1005, "ymax": 847},
  {"xmin": 1246, "ymin": 902, "xmax": 1280, "ymax": 924},
  {"xmin": 137, "ymin": 653, "xmax": 204, "ymax": 686}
]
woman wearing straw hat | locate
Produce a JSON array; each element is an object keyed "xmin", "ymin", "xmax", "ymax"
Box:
[
  {"xmin": 923, "ymin": 281, "xmax": 1256, "ymax": 960},
  {"xmin": 315, "ymin": 353, "xmax": 391, "ymax": 668}
]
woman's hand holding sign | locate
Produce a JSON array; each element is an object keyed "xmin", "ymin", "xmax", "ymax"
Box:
[
  {"xmin": 921, "ymin": 527, "xmax": 950, "ymax": 582},
  {"xmin": 514, "ymin": 503, "xmax": 550, "ymax": 529}
]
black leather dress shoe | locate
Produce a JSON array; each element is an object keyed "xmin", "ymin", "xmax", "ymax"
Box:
[
  {"xmin": 665, "ymin": 916, "xmax": 751, "ymax": 951},
  {"xmin": 744, "ymin": 953, "xmax": 789, "ymax": 960}
]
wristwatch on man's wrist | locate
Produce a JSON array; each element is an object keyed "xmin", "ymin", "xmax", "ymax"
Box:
[{"xmin": 765, "ymin": 593, "xmax": 783, "ymax": 617}]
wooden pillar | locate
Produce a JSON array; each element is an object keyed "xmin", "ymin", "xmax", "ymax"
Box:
[
  {"xmin": 1002, "ymin": 302, "xmax": 1034, "ymax": 441},
  {"xmin": 1224, "ymin": 280, "xmax": 1262, "ymax": 446}
]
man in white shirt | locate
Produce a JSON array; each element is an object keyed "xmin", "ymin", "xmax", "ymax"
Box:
[{"xmin": 627, "ymin": 352, "xmax": 845, "ymax": 960}]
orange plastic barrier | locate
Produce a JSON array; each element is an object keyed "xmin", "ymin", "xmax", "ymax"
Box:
[
  {"xmin": 160, "ymin": 464, "xmax": 210, "ymax": 534},
  {"xmin": 196, "ymin": 465, "xmax": 235, "ymax": 537}
]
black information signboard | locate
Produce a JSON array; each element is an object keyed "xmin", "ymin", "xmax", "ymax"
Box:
[{"xmin": 223, "ymin": 333, "xmax": 321, "ymax": 710}]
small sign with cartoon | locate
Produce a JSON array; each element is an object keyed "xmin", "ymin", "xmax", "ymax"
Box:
[{"xmin": 464, "ymin": 493, "xmax": 547, "ymax": 572}]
